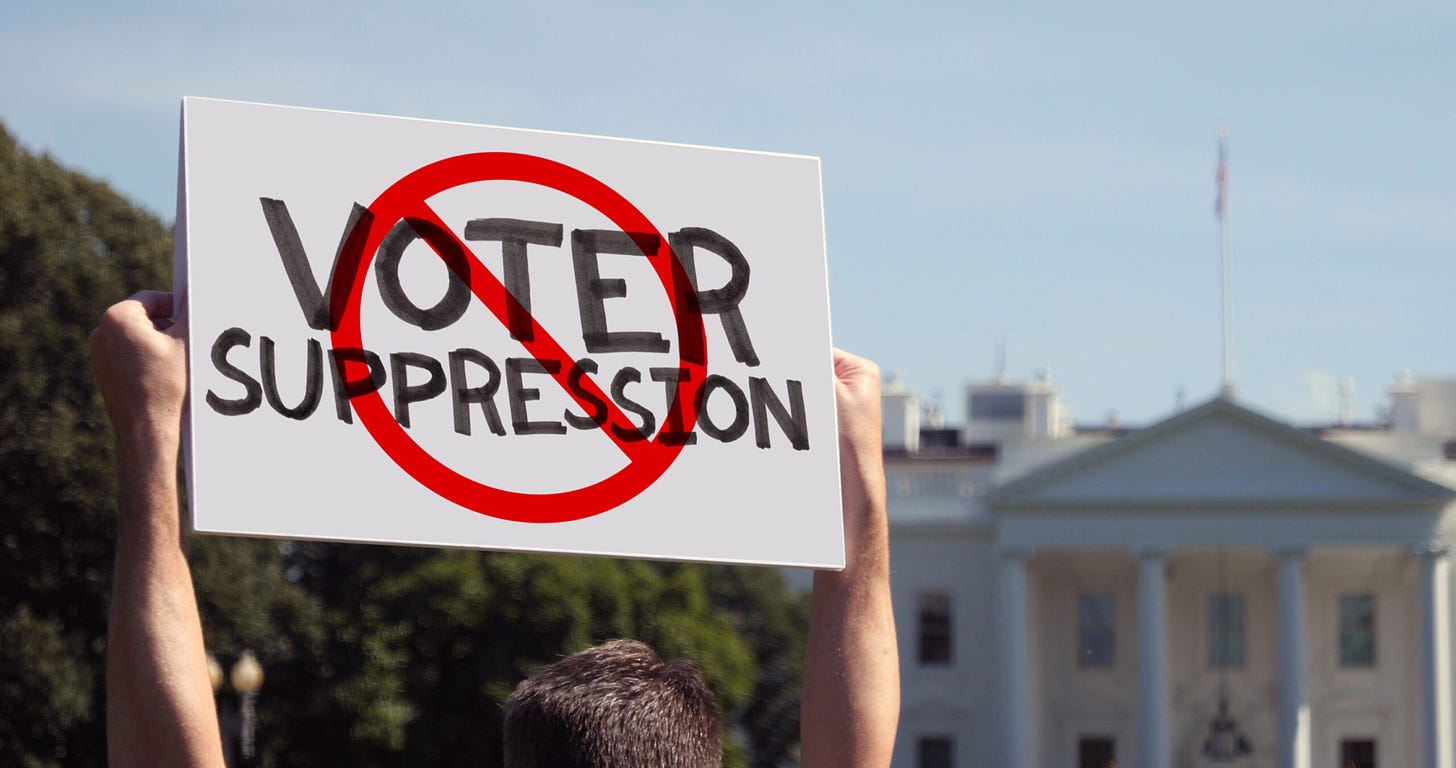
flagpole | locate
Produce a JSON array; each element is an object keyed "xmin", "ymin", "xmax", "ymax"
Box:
[{"xmin": 1217, "ymin": 125, "xmax": 1233, "ymax": 398}]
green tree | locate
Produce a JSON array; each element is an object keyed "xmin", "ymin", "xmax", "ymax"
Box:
[
  {"xmin": 705, "ymin": 565, "xmax": 812, "ymax": 767},
  {"xmin": 282, "ymin": 545, "xmax": 761, "ymax": 767},
  {"xmin": 0, "ymin": 122, "xmax": 174, "ymax": 768}
]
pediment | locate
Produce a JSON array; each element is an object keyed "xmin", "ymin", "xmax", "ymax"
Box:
[{"xmin": 990, "ymin": 398, "xmax": 1454, "ymax": 507}]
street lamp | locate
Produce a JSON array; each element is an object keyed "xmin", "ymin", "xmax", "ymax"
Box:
[
  {"xmin": 1201, "ymin": 549, "xmax": 1252, "ymax": 761},
  {"xmin": 230, "ymin": 650, "xmax": 264, "ymax": 761},
  {"xmin": 207, "ymin": 653, "xmax": 224, "ymax": 692},
  {"xmin": 207, "ymin": 649, "xmax": 264, "ymax": 767}
]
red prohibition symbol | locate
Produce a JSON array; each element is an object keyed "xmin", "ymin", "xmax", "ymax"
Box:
[{"xmin": 329, "ymin": 153, "xmax": 709, "ymax": 524}]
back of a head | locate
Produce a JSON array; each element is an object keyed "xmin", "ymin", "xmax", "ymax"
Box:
[{"xmin": 503, "ymin": 639, "xmax": 722, "ymax": 768}]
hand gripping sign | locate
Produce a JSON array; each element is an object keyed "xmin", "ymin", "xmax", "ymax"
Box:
[{"xmin": 178, "ymin": 98, "xmax": 843, "ymax": 568}]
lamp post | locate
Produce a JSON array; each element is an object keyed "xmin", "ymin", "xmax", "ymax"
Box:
[
  {"xmin": 231, "ymin": 650, "xmax": 264, "ymax": 761},
  {"xmin": 207, "ymin": 649, "xmax": 265, "ymax": 767},
  {"xmin": 1201, "ymin": 549, "xmax": 1252, "ymax": 761}
]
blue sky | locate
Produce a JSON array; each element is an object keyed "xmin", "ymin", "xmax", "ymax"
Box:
[{"xmin": 3, "ymin": 0, "xmax": 1451, "ymax": 425}]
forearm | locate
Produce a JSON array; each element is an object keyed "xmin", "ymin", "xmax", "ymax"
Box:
[
  {"xmin": 801, "ymin": 446, "xmax": 899, "ymax": 768},
  {"xmin": 107, "ymin": 431, "xmax": 225, "ymax": 768}
]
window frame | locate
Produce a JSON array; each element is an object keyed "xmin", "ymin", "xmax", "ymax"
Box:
[
  {"xmin": 1339, "ymin": 737, "xmax": 1377, "ymax": 768},
  {"xmin": 916, "ymin": 735, "xmax": 954, "ymax": 768},
  {"xmin": 969, "ymin": 391, "xmax": 1026, "ymax": 420},
  {"xmin": 1207, "ymin": 591, "xmax": 1246, "ymax": 669},
  {"xmin": 1076, "ymin": 735, "xmax": 1116, "ymax": 768},
  {"xmin": 1337, "ymin": 593, "xmax": 1377, "ymax": 669},
  {"xmin": 916, "ymin": 592, "xmax": 953, "ymax": 666},
  {"xmin": 1077, "ymin": 593, "xmax": 1116, "ymax": 669}
]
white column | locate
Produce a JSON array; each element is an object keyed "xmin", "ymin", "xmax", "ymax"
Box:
[
  {"xmin": 998, "ymin": 549, "xmax": 1032, "ymax": 768},
  {"xmin": 1418, "ymin": 547, "xmax": 1453, "ymax": 768},
  {"xmin": 1137, "ymin": 549, "xmax": 1170, "ymax": 768},
  {"xmin": 1276, "ymin": 547, "xmax": 1310, "ymax": 768}
]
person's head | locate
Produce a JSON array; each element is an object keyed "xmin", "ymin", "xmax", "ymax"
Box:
[{"xmin": 503, "ymin": 639, "xmax": 722, "ymax": 768}]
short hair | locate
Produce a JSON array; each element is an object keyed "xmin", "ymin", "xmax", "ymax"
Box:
[{"xmin": 503, "ymin": 639, "xmax": 722, "ymax": 768}]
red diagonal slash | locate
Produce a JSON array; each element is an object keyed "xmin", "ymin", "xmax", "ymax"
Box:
[
  {"xmin": 330, "ymin": 152, "xmax": 708, "ymax": 524},
  {"xmin": 399, "ymin": 200, "xmax": 658, "ymax": 461}
]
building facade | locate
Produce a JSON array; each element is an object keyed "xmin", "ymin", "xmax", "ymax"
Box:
[{"xmin": 886, "ymin": 377, "xmax": 1456, "ymax": 768}]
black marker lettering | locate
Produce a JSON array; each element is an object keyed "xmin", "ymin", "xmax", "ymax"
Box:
[
  {"xmin": 749, "ymin": 377, "xmax": 809, "ymax": 450},
  {"xmin": 205, "ymin": 327, "xmax": 262, "ymax": 416},
  {"xmin": 695, "ymin": 374, "xmax": 748, "ymax": 443},
  {"xmin": 563, "ymin": 358, "xmax": 609, "ymax": 430},
  {"xmin": 327, "ymin": 347, "xmax": 385, "ymax": 423},
  {"xmin": 505, "ymin": 357, "xmax": 567, "ymax": 435},
  {"xmin": 259, "ymin": 198, "xmax": 373, "ymax": 332},
  {"xmin": 390, "ymin": 352, "xmax": 447, "ymax": 428},
  {"xmin": 259, "ymin": 336, "xmax": 324, "ymax": 420},
  {"xmin": 571, "ymin": 229, "xmax": 670, "ymax": 354},
  {"xmin": 649, "ymin": 366, "xmax": 696, "ymax": 446},
  {"xmin": 463, "ymin": 218, "xmax": 564, "ymax": 342},
  {"xmin": 376, "ymin": 217, "xmax": 472, "ymax": 331},
  {"xmin": 448, "ymin": 349, "xmax": 507, "ymax": 436},
  {"xmin": 669, "ymin": 228, "xmax": 757, "ymax": 366},
  {"xmin": 609, "ymin": 367, "xmax": 656, "ymax": 442}
]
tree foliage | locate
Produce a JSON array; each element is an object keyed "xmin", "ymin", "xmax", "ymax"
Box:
[
  {"xmin": 0, "ymin": 122, "xmax": 173, "ymax": 768},
  {"xmin": 0, "ymin": 121, "xmax": 810, "ymax": 768}
]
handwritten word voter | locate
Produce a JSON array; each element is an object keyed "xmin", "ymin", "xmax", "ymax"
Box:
[{"xmin": 90, "ymin": 289, "xmax": 899, "ymax": 768}]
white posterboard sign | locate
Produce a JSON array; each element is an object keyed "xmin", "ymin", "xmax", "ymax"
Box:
[{"xmin": 178, "ymin": 98, "xmax": 843, "ymax": 568}]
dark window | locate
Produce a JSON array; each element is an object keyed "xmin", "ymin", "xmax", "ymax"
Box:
[
  {"xmin": 1208, "ymin": 592, "xmax": 1245, "ymax": 668},
  {"xmin": 918, "ymin": 428, "xmax": 963, "ymax": 450},
  {"xmin": 918, "ymin": 593, "xmax": 952, "ymax": 665},
  {"xmin": 1338, "ymin": 594, "xmax": 1376, "ymax": 668},
  {"xmin": 918, "ymin": 736, "xmax": 953, "ymax": 768},
  {"xmin": 970, "ymin": 392, "xmax": 1025, "ymax": 420},
  {"xmin": 1077, "ymin": 735, "xmax": 1116, "ymax": 768},
  {"xmin": 1340, "ymin": 738, "xmax": 1376, "ymax": 768},
  {"xmin": 1078, "ymin": 594, "xmax": 1115, "ymax": 668}
]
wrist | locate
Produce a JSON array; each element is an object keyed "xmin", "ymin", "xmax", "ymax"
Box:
[
  {"xmin": 113, "ymin": 420, "xmax": 181, "ymax": 503},
  {"xmin": 116, "ymin": 438, "xmax": 180, "ymax": 480},
  {"xmin": 112, "ymin": 406, "xmax": 181, "ymax": 456}
]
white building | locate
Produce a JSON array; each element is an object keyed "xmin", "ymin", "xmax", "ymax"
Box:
[{"xmin": 886, "ymin": 376, "xmax": 1456, "ymax": 768}]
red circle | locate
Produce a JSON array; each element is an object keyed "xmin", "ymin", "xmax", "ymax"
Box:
[{"xmin": 330, "ymin": 153, "xmax": 707, "ymax": 523}]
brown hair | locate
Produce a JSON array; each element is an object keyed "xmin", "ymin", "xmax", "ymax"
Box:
[{"xmin": 503, "ymin": 639, "xmax": 722, "ymax": 768}]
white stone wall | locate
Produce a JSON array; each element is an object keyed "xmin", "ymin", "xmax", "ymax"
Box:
[
  {"xmin": 1032, "ymin": 550, "xmax": 1138, "ymax": 766},
  {"xmin": 889, "ymin": 525, "xmax": 997, "ymax": 767},
  {"xmin": 1304, "ymin": 548, "xmax": 1419, "ymax": 768}
]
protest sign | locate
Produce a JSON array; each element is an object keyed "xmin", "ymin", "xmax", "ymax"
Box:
[{"xmin": 178, "ymin": 97, "xmax": 843, "ymax": 567}]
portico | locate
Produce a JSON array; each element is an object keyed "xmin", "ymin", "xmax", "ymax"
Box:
[{"xmin": 987, "ymin": 399, "xmax": 1456, "ymax": 768}]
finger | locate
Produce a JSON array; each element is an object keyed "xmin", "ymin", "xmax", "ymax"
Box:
[
  {"xmin": 164, "ymin": 321, "xmax": 188, "ymax": 342},
  {"xmin": 127, "ymin": 290, "xmax": 175, "ymax": 320},
  {"xmin": 831, "ymin": 348, "xmax": 877, "ymax": 382}
]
